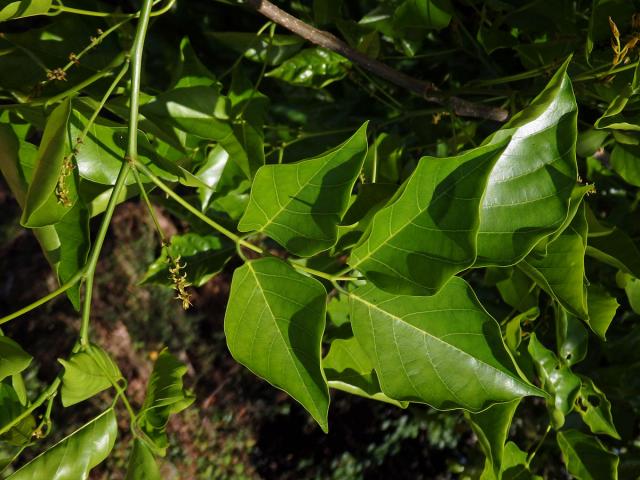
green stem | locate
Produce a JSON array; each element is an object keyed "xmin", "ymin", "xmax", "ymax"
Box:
[
  {"xmin": 573, "ymin": 60, "xmax": 639, "ymax": 82},
  {"xmin": 131, "ymin": 167, "xmax": 166, "ymax": 243},
  {"xmin": 133, "ymin": 160, "xmax": 263, "ymax": 254},
  {"xmin": 0, "ymin": 271, "xmax": 84, "ymax": 325},
  {"xmin": 0, "ymin": 378, "xmax": 61, "ymax": 437},
  {"xmin": 80, "ymin": 0, "xmax": 155, "ymax": 347},
  {"xmin": 527, "ymin": 423, "xmax": 551, "ymax": 466}
]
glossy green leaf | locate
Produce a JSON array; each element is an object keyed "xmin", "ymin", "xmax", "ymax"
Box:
[
  {"xmin": 575, "ymin": 376, "xmax": 620, "ymax": 440},
  {"xmin": 475, "ymin": 60, "xmax": 578, "ymax": 265},
  {"xmin": 172, "ymin": 37, "xmax": 217, "ymax": 89},
  {"xmin": 224, "ymin": 257, "xmax": 330, "ymax": 431},
  {"xmin": 619, "ymin": 274, "xmax": 640, "ymax": 314},
  {"xmin": 467, "ymin": 399, "xmax": 520, "ymax": 480},
  {"xmin": 519, "ymin": 204, "xmax": 588, "ymax": 319},
  {"xmin": 594, "ymin": 61, "xmax": 640, "ymax": 131},
  {"xmin": 496, "ymin": 441, "xmax": 543, "ymax": 480},
  {"xmin": 238, "ymin": 123, "xmax": 368, "ymax": 257},
  {"xmin": 0, "ymin": 124, "xmax": 89, "ymax": 309},
  {"xmin": 528, "ymin": 333, "xmax": 581, "ymax": 428},
  {"xmin": 557, "ymin": 429, "xmax": 619, "ymax": 480},
  {"xmin": 585, "ymin": 206, "xmax": 640, "ymax": 278},
  {"xmin": 21, "ymin": 98, "xmax": 76, "ymax": 227},
  {"xmin": 59, "ymin": 344, "xmax": 122, "ymax": 407},
  {"xmin": 140, "ymin": 233, "xmax": 234, "ymax": 288},
  {"xmin": 266, "ymin": 48, "xmax": 350, "ymax": 88},
  {"xmin": 141, "ymin": 87, "xmax": 254, "ymax": 178},
  {"xmin": 207, "ymin": 32, "xmax": 304, "ymax": 66},
  {"xmin": 586, "ymin": 284, "xmax": 619, "ymax": 340},
  {"xmin": 137, "ymin": 349, "xmax": 194, "ymax": 455},
  {"xmin": 8, "ymin": 409, "xmax": 117, "ymax": 480},
  {"xmin": 350, "ymin": 141, "xmax": 507, "ymax": 295},
  {"xmin": 0, "ymin": 0, "xmax": 51, "ymax": 22},
  {"xmin": 323, "ymin": 337, "xmax": 407, "ymax": 408},
  {"xmin": 0, "ymin": 337, "xmax": 32, "ymax": 382},
  {"xmin": 349, "ymin": 277, "xmax": 542, "ymax": 411},
  {"xmin": 496, "ymin": 269, "xmax": 539, "ymax": 313},
  {"xmin": 557, "ymin": 307, "xmax": 588, "ymax": 367},
  {"xmin": 504, "ymin": 307, "xmax": 539, "ymax": 354},
  {"xmin": 125, "ymin": 439, "xmax": 161, "ymax": 480}
]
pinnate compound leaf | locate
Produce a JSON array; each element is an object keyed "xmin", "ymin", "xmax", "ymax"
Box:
[
  {"xmin": 349, "ymin": 277, "xmax": 542, "ymax": 411},
  {"xmin": 125, "ymin": 439, "xmax": 161, "ymax": 480},
  {"xmin": 350, "ymin": 141, "xmax": 507, "ymax": 295},
  {"xmin": 238, "ymin": 124, "xmax": 368, "ymax": 257},
  {"xmin": 59, "ymin": 344, "xmax": 122, "ymax": 407},
  {"xmin": 586, "ymin": 285, "xmax": 619, "ymax": 340},
  {"xmin": 467, "ymin": 399, "xmax": 520, "ymax": 480},
  {"xmin": 528, "ymin": 333, "xmax": 581, "ymax": 428},
  {"xmin": 0, "ymin": 0, "xmax": 51, "ymax": 22},
  {"xmin": 575, "ymin": 376, "xmax": 620, "ymax": 440},
  {"xmin": 323, "ymin": 337, "xmax": 407, "ymax": 408},
  {"xmin": 224, "ymin": 257, "xmax": 330, "ymax": 431},
  {"xmin": 557, "ymin": 429, "xmax": 619, "ymax": 480},
  {"xmin": 138, "ymin": 349, "xmax": 195, "ymax": 455},
  {"xmin": 475, "ymin": 59, "xmax": 578, "ymax": 265},
  {"xmin": 266, "ymin": 48, "xmax": 351, "ymax": 88},
  {"xmin": 21, "ymin": 98, "xmax": 76, "ymax": 228},
  {"xmin": 0, "ymin": 337, "xmax": 32, "ymax": 381},
  {"xmin": 140, "ymin": 233, "xmax": 234, "ymax": 287},
  {"xmin": 7, "ymin": 409, "xmax": 117, "ymax": 480},
  {"xmin": 519, "ymin": 203, "xmax": 588, "ymax": 319}
]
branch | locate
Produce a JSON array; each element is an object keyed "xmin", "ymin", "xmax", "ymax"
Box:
[{"xmin": 244, "ymin": 0, "xmax": 509, "ymax": 122}]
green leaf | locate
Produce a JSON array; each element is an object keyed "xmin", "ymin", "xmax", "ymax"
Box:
[
  {"xmin": 125, "ymin": 439, "xmax": 161, "ymax": 480},
  {"xmin": 141, "ymin": 87, "xmax": 254, "ymax": 178},
  {"xmin": 519, "ymin": 203, "xmax": 588, "ymax": 319},
  {"xmin": 137, "ymin": 349, "xmax": 194, "ymax": 455},
  {"xmin": 557, "ymin": 429, "xmax": 619, "ymax": 480},
  {"xmin": 238, "ymin": 123, "xmax": 368, "ymax": 257},
  {"xmin": 586, "ymin": 284, "xmax": 619, "ymax": 340},
  {"xmin": 575, "ymin": 376, "xmax": 620, "ymax": 440},
  {"xmin": 497, "ymin": 441, "xmax": 543, "ymax": 480},
  {"xmin": 349, "ymin": 141, "xmax": 507, "ymax": 295},
  {"xmin": 172, "ymin": 37, "xmax": 217, "ymax": 89},
  {"xmin": 224, "ymin": 257, "xmax": 330, "ymax": 431},
  {"xmin": 392, "ymin": 0, "xmax": 453, "ymax": 33},
  {"xmin": 504, "ymin": 307, "xmax": 539, "ymax": 354},
  {"xmin": 556, "ymin": 307, "xmax": 588, "ymax": 367},
  {"xmin": 59, "ymin": 344, "xmax": 122, "ymax": 407},
  {"xmin": 467, "ymin": 399, "xmax": 520, "ymax": 480},
  {"xmin": 475, "ymin": 59, "xmax": 578, "ymax": 266},
  {"xmin": 0, "ymin": 337, "xmax": 32, "ymax": 382},
  {"xmin": 349, "ymin": 277, "xmax": 542, "ymax": 411},
  {"xmin": 585, "ymin": 206, "xmax": 640, "ymax": 278},
  {"xmin": 496, "ymin": 269, "xmax": 539, "ymax": 313},
  {"xmin": 0, "ymin": 124, "xmax": 89, "ymax": 309},
  {"xmin": 266, "ymin": 48, "xmax": 350, "ymax": 88},
  {"xmin": 610, "ymin": 144, "xmax": 640, "ymax": 187},
  {"xmin": 140, "ymin": 233, "xmax": 234, "ymax": 288},
  {"xmin": 207, "ymin": 32, "xmax": 304, "ymax": 66},
  {"xmin": 594, "ymin": 61, "xmax": 640, "ymax": 131},
  {"xmin": 617, "ymin": 272, "xmax": 640, "ymax": 315},
  {"xmin": 0, "ymin": 0, "xmax": 51, "ymax": 22},
  {"xmin": 21, "ymin": 98, "xmax": 76, "ymax": 228},
  {"xmin": 8, "ymin": 409, "xmax": 117, "ymax": 480},
  {"xmin": 0, "ymin": 383, "xmax": 35, "ymax": 447},
  {"xmin": 323, "ymin": 337, "xmax": 407, "ymax": 408},
  {"xmin": 528, "ymin": 333, "xmax": 581, "ymax": 428}
]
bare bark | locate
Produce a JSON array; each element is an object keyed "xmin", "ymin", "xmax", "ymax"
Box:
[{"xmin": 244, "ymin": 0, "xmax": 509, "ymax": 122}]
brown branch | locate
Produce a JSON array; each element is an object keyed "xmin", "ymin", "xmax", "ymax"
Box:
[{"xmin": 244, "ymin": 0, "xmax": 509, "ymax": 122}]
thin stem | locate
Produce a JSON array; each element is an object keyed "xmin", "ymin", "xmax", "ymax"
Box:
[
  {"xmin": 133, "ymin": 160, "xmax": 263, "ymax": 254},
  {"xmin": 0, "ymin": 271, "xmax": 84, "ymax": 325},
  {"xmin": 0, "ymin": 378, "xmax": 61, "ymax": 437},
  {"xmin": 80, "ymin": 0, "xmax": 155, "ymax": 347},
  {"xmin": 527, "ymin": 423, "xmax": 551, "ymax": 466},
  {"xmin": 131, "ymin": 167, "xmax": 166, "ymax": 243},
  {"xmin": 49, "ymin": 0, "xmax": 173, "ymax": 18}
]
